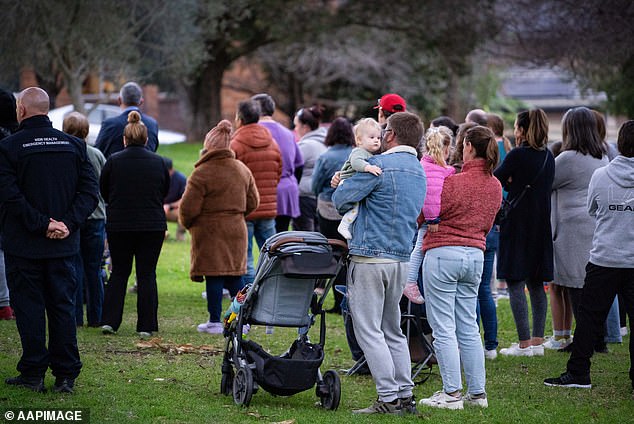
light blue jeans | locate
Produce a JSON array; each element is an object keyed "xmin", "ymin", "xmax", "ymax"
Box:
[
  {"xmin": 243, "ymin": 219, "xmax": 276, "ymax": 285},
  {"xmin": 605, "ymin": 297, "xmax": 622, "ymax": 343},
  {"xmin": 423, "ymin": 245, "xmax": 486, "ymax": 395}
]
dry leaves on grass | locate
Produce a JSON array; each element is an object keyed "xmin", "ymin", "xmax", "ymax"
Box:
[{"xmin": 135, "ymin": 337, "xmax": 222, "ymax": 355}]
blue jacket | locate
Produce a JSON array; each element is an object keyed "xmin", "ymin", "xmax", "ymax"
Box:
[
  {"xmin": 0, "ymin": 115, "xmax": 99, "ymax": 258},
  {"xmin": 95, "ymin": 107, "xmax": 159, "ymax": 158},
  {"xmin": 332, "ymin": 146, "xmax": 426, "ymax": 261},
  {"xmin": 312, "ymin": 144, "xmax": 353, "ymax": 201}
]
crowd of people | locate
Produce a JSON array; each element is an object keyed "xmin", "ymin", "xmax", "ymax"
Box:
[{"xmin": 0, "ymin": 84, "xmax": 632, "ymax": 417}]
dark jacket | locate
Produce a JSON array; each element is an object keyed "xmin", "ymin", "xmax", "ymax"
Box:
[
  {"xmin": 100, "ymin": 144, "xmax": 169, "ymax": 232},
  {"xmin": 95, "ymin": 107, "xmax": 159, "ymax": 158},
  {"xmin": 0, "ymin": 115, "xmax": 99, "ymax": 258},
  {"xmin": 494, "ymin": 145, "xmax": 555, "ymax": 281}
]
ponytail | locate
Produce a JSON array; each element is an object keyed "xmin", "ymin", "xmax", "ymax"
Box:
[{"xmin": 464, "ymin": 126, "xmax": 499, "ymax": 174}]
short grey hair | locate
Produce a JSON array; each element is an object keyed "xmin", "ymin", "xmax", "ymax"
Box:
[{"xmin": 119, "ymin": 82, "xmax": 143, "ymax": 106}]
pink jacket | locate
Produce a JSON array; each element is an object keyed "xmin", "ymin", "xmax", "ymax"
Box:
[{"xmin": 421, "ymin": 154, "xmax": 455, "ymax": 222}]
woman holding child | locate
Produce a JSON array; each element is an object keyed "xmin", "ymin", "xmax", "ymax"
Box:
[{"xmin": 419, "ymin": 126, "xmax": 502, "ymax": 410}]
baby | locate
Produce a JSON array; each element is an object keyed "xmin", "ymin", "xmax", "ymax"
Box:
[{"xmin": 337, "ymin": 118, "xmax": 382, "ymax": 239}]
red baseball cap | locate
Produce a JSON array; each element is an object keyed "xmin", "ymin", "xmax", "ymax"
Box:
[{"xmin": 375, "ymin": 93, "xmax": 406, "ymax": 113}]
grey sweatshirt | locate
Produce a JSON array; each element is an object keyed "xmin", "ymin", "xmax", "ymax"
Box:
[
  {"xmin": 297, "ymin": 127, "xmax": 328, "ymax": 198},
  {"xmin": 587, "ymin": 155, "xmax": 634, "ymax": 268}
]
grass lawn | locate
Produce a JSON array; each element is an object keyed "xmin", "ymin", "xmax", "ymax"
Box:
[{"xmin": 1, "ymin": 142, "xmax": 633, "ymax": 423}]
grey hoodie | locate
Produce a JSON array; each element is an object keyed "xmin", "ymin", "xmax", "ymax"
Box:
[
  {"xmin": 297, "ymin": 127, "xmax": 328, "ymax": 198},
  {"xmin": 587, "ymin": 155, "xmax": 634, "ymax": 267}
]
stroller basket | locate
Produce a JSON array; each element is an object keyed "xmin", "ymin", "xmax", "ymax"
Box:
[{"xmin": 242, "ymin": 339, "xmax": 324, "ymax": 396}]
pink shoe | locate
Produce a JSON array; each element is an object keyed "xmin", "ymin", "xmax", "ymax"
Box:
[
  {"xmin": 403, "ymin": 283, "xmax": 424, "ymax": 304},
  {"xmin": 0, "ymin": 306, "xmax": 15, "ymax": 320}
]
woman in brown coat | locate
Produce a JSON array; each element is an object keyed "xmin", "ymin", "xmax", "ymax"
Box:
[{"xmin": 179, "ymin": 120, "xmax": 259, "ymax": 334}]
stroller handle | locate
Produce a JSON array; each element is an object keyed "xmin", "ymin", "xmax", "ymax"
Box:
[{"xmin": 268, "ymin": 236, "xmax": 349, "ymax": 255}]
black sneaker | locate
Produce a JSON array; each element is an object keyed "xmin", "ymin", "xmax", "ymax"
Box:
[
  {"xmin": 544, "ymin": 372, "xmax": 591, "ymax": 389},
  {"xmin": 399, "ymin": 395, "xmax": 419, "ymax": 414},
  {"xmin": 53, "ymin": 378, "xmax": 75, "ymax": 394},
  {"xmin": 5, "ymin": 375, "xmax": 46, "ymax": 393}
]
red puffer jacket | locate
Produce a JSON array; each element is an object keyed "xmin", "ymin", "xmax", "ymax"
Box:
[{"xmin": 230, "ymin": 123, "xmax": 282, "ymax": 221}]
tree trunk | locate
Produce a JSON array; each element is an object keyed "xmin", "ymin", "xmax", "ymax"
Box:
[
  {"xmin": 444, "ymin": 67, "xmax": 461, "ymax": 121},
  {"xmin": 66, "ymin": 72, "xmax": 86, "ymax": 115},
  {"xmin": 184, "ymin": 61, "xmax": 227, "ymax": 142}
]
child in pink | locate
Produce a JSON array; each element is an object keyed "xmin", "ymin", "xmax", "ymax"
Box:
[{"xmin": 404, "ymin": 126, "xmax": 455, "ymax": 303}]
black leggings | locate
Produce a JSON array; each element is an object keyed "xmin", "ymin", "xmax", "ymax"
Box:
[{"xmin": 507, "ymin": 279, "xmax": 547, "ymax": 341}]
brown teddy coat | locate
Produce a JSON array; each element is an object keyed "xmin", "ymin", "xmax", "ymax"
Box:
[
  {"xmin": 179, "ymin": 148, "xmax": 259, "ymax": 281},
  {"xmin": 230, "ymin": 123, "xmax": 282, "ymax": 221}
]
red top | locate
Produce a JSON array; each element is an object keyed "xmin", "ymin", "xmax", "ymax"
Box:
[{"xmin": 423, "ymin": 158, "xmax": 502, "ymax": 252}]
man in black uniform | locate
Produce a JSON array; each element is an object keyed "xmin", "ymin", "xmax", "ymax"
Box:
[{"xmin": 0, "ymin": 87, "xmax": 98, "ymax": 393}]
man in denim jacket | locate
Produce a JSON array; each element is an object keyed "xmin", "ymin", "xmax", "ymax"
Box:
[{"xmin": 332, "ymin": 111, "xmax": 426, "ymax": 414}]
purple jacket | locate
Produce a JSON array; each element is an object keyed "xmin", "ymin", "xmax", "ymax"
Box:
[
  {"xmin": 421, "ymin": 154, "xmax": 455, "ymax": 222},
  {"xmin": 259, "ymin": 121, "xmax": 304, "ymax": 217}
]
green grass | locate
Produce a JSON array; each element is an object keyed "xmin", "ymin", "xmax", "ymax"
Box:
[{"xmin": 1, "ymin": 142, "xmax": 633, "ymax": 423}]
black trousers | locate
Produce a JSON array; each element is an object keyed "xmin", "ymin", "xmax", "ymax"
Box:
[
  {"xmin": 317, "ymin": 213, "xmax": 346, "ymax": 308},
  {"xmin": 567, "ymin": 263, "xmax": 634, "ymax": 385},
  {"xmin": 293, "ymin": 196, "xmax": 319, "ymax": 232},
  {"xmin": 5, "ymin": 254, "xmax": 81, "ymax": 380},
  {"xmin": 102, "ymin": 231, "xmax": 164, "ymax": 332}
]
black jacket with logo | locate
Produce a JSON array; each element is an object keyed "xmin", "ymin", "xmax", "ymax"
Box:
[{"xmin": 0, "ymin": 115, "xmax": 99, "ymax": 258}]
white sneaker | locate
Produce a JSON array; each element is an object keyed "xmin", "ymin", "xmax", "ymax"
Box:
[
  {"xmin": 197, "ymin": 321, "xmax": 223, "ymax": 334},
  {"xmin": 464, "ymin": 393, "xmax": 488, "ymax": 408},
  {"xmin": 500, "ymin": 343, "xmax": 533, "ymax": 357},
  {"xmin": 419, "ymin": 391, "xmax": 464, "ymax": 410},
  {"xmin": 531, "ymin": 344, "xmax": 544, "ymax": 356},
  {"xmin": 484, "ymin": 349, "xmax": 497, "ymax": 360},
  {"xmin": 543, "ymin": 337, "xmax": 572, "ymax": 350},
  {"xmin": 101, "ymin": 325, "xmax": 116, "ymax": 335}
]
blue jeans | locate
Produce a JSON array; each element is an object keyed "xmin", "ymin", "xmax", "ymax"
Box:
[
  {"xmin": 477, "ymin": 227, "xmax": 499, "ymax": 351},
  {"xmin": 205, "ymin": 276, "xmax": 244, "ymax": 322},
  {"xmin": 243, "ymin": 219, "xmax": 276, "ymax": 285},
  {"xmin": 423, "ymin": 246, "xmax": 485, "ymax": 395},
  {"xmin": 605, "ymin": 297, "xmax": 622, "ymax": 343},
  {"xmin": 74, "ymin": 219, "xmax": 105, "ymax": 326}
]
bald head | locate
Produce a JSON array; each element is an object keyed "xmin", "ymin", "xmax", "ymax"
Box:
[
  {"xmin": 465, "ymin": 108, "xmax": 487, "ymax": 125},
  {"xmin": 17, "ymin": 87, "xmax": 50, "ymax": 122}
]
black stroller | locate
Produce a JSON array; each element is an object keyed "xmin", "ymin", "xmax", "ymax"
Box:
[{"xmin": 221, "ymin": 231, "xmax": 348, "ymax": 409}]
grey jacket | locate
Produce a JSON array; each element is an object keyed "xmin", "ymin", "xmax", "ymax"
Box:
[
  {"xmin": 587, "ymin": 155, "xmax": 634, "ymax": 268},
  {"xmin": 297, "ymin": 127, "xmax": 327, "ymax": 198},
  {"xmin": 551, "ymin": 151, "xmax": 608, "ymax": 287}
]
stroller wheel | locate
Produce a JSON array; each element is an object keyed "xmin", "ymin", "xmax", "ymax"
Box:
[
  {"xmin": 220, "ymin": 360, "xmax": 234, "ymax": 396},
  {"xmin": 232, "ymin": 366, "xmax": 254, "ymax": 407},
  {"xmin": 318, "ymin": 370, "xmax": 341, "ymax": 410}
]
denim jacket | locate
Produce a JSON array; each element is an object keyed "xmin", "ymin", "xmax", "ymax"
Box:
[{"xmin": 332, "ymin": 146, "xmax": 426, "ymax": 261}]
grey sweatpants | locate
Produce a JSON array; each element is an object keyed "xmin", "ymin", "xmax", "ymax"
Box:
[{"xmin": 347, "ymin": 260, "xmax": 414, "ymax": 402}]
